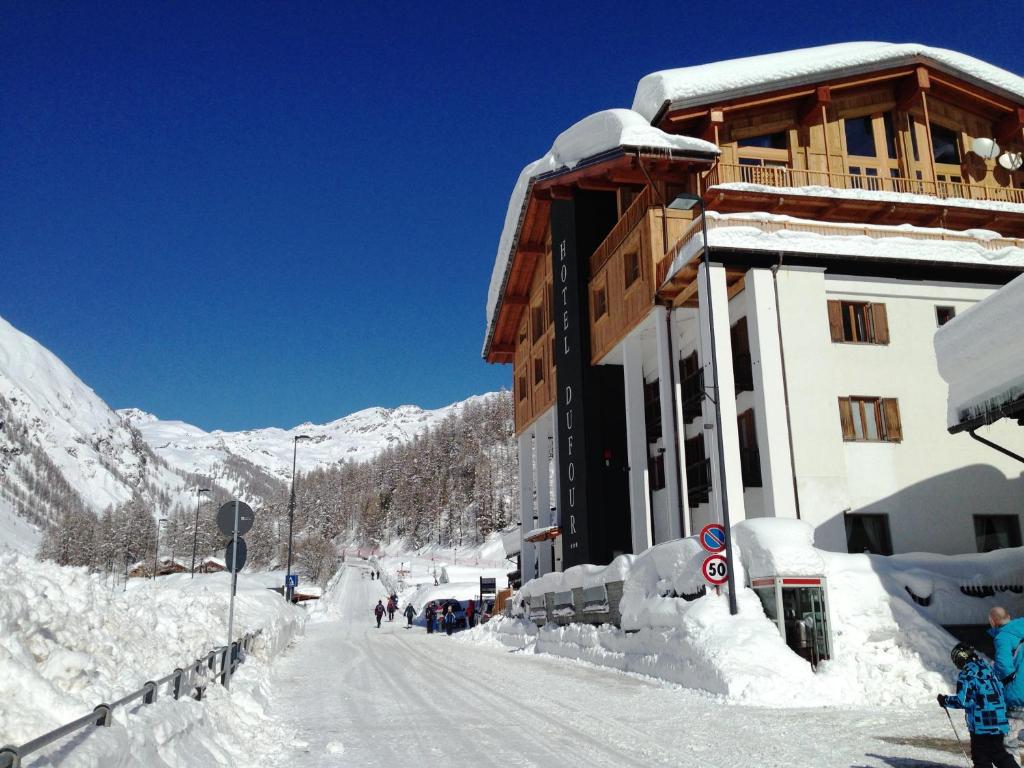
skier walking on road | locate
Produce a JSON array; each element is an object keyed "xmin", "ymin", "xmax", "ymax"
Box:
[
  {"xmin": 938, "ymin": 643, "xmax": 1017, "ymax": 767},
  {"xmin": 387, "ymin": 597, "xmax": 396, "ymax": 622},
  {"xmin": 990, "ymin": 606, "xmax": 1024, "ymax": 762},
  {"xmin": 425, "ymin": 602, "xmax": 435, "ymax": 634},
  {"xmin": 444, "ymin": 604, "xmax": 456, "ymax": 636},
  {"xmin": 466, "ymin": 599, "xmax": 476, "ymax": 628},
  {"xmin": 374, "ymin": 600, "xmax": 385, "ymax": 628},
  {"xmin": 404, "ymin": 603, "xmax": 415, "ymax": 628}
]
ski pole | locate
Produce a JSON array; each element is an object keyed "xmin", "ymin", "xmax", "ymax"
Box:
[{"xmin": 943, "ymin": 705, "xmax": 971, "ymax": 766}]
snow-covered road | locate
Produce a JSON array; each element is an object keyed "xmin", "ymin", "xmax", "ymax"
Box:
[{"xmin": 268, "ymin": 565, "xmax": 966, "ymax": 767}]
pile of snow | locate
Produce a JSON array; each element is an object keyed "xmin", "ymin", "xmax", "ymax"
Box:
[
  {"xmin": 467, "ymin": 519, "xmax": 1021, "ymax": 708},
  {"xmin": 484, "ymin": 109, "xmax": 718, "ymax": 353},
  {"xmin": 666, "ymin": 211, "xmax": 1024, "ymax": 284},
  {"xmin": 0, "ymin": 553, "xmax": 304, "ymax": 766},
  {"xmin": 632, "ymin": 42, "xmax": 1024, "ymax": 120},
  {"xmin": 935, "ymin": 272, "xmax": 1024, "ymax": 428}
]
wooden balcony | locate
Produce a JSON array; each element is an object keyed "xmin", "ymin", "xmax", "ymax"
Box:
[{"xmin": 703, "ymin": 162, "xmax": 1024, "ymax": 205}]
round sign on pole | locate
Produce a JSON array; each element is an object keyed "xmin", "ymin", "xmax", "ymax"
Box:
[
  {"xmin": 701, "ymin": 554, "xmax": 729, "ymax": 586},
  {"xmin": 225, "ymin": 538, "xmax": 248, "ymax": 573},
  {"xmin": 217, "ymin": 501, "xmax": 255, "ymax": 537},
  {"xmin": 699, "ymin": 523, "xmax": 727, "ymax": 553}
]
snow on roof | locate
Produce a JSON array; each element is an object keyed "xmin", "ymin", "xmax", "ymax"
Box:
[
  {"xmin": 632, "ymin": 42, "xmax": 1024, "ymax": 121},
  {"xmin": 665, "ymin": 211, "xmax": 1024, "ymax": 283},
  {"xmin": 483, "ymin": 109, "xmax": 718, "ymax": 356},
  {"xmin": 935, "ymin": 272, "xmax": 1024, "ymax": 429}
]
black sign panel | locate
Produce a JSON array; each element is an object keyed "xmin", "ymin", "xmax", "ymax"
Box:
[
  {"xmin": 225, "ymin": 538, "xmax": 248, "ymax": 573},
  {"xmin": 217, "ymin": 501, "xmax": 254, "ymax": 537},
  {"xmin": 551, "ymin": 198, "xmax": 591, "ymax": 566},
  {"xmin": 479, "ymin": 577, "xmax": 497, "ymax": 595}
]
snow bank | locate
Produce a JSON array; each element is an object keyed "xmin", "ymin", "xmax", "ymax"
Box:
[
  {"xmin": 632, "ymin": 42, "xmax": 1024, "ymax": 120},
  {"xmin": 935, "ymin": 271, "xmax": 1024, "ymax": 428},
  {"xmin": 666, "ymin": 211, "xmax": 1024, "ymax": 284},
  {"xmin": 470, "ymin": 520, "xmax": 1023, "ymax": 707},
  {"xmin": 484, "ymin": 109, "xmax": 718, "ymax": 353},
  {"xmin": 0, "ymin": 553, "xmax": 304, "ymax": 766}
]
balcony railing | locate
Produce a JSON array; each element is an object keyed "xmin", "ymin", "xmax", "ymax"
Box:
[
  {"xmin": 686, "ymin": 458, "xmax": 711, "ymax": 507},
  {"xmin": 590, "ymin": 184, "xmax": 655, "ymax": 275},
  {"xmin": 702, "ymin": 163, "xmax": 1024, "ymax": 205},
  {"xmin": 740, "ymin": 447, "xmax": 762, "ymax": 489}
]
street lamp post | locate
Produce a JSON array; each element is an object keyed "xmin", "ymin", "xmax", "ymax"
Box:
[
  {"xmin": 190, "ymin": 487, "xmax": 211, "ymax": 577},
  {"xmin": 285, "ymin": 434, "xmax": 312, "ymax": 602},
  {"xmin": 667, "ymin": 193, "xmax": 740, "ymax": 616}
]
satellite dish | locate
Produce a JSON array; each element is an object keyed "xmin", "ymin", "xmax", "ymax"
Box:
[
  {"xmin": 998, "ymin": 152, "xmax": 1023, "ymax": 171},
  {"xmin": 972, "ymin": 137, "xmax": 1000, "ymax": 160}
]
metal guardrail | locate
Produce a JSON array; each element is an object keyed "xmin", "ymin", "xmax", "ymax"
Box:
[{"xmin": 0, "ymin": 629, "xmax": 263, "ymax": 768}]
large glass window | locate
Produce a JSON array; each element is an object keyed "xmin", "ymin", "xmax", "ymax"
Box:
[
  {"xmin": 974, "ymin": 515, "xmax": 1022, "ymax": 553},
  {"xmin": 738, "ymin": 131, "xmax": 787, "ymax": 150},
  {"xmin": 931, "ymin": 124, "xmax": 961, "ymax": 165},
  {"xmin": 845, "ymin": 513, "xmax": 893, "ymax": 555},
  {"xmin": 845, "ymin": 116, "xmax": 876, "ymax": 157}
]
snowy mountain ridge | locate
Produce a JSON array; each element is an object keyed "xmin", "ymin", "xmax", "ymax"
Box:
[
  {"xmin": 0, "ymin": 312, "xmax": 495, "ymax": 555},
  {"xmin": 119, "ymin": 396, "xmax": 489, "ymax": 482}
]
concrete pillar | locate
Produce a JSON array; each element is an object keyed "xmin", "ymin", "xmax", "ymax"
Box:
[
  {"xmin": 622, "ymin": 332, "xmax": 654, "ymax": 554},
  {"xmin": 697, "ymin": 262, "xmax": 747, "ymax": 527},
  {"xmin": 550, "ymin": 408, "xmax": 563, "ymax": 572},
  {"xmin": 745, "ymin": 269, "xmax": 798, "ymax": 518},
  {"xmin": 517, "ymin": 431, "xmax": 537, "ymax": 583},
  {"xmin": 654, "ymin": 305, "xmax": 684, "ymax": 542},
  {"xmin": 534, "ymin": 413, "xmax": 553, "ymax": 575}
]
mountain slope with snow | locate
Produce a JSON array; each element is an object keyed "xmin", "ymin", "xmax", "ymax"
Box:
[{"xmin": 121, "ymin": 397, "xmax": 487, "ymax": 481}]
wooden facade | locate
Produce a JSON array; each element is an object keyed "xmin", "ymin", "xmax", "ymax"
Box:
[{"xmin": 487, "ymin": 54, "xmax": 1024, "ymax": 437}]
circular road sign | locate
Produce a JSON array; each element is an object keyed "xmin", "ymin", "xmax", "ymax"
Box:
[
  {"xmin": 699, "ymin": 523, "xmax": 726, "ymax": 553},
  {"xmin": 702, "ymin": 554, "xmax": 729, "ymax": 586},
  {"xmin": 225, "ymin": 538, "xmax": 248, "ymax": 573},
  {"xmin": 217, "ymin": 501, "xmax": 255, "ymax": 537}
]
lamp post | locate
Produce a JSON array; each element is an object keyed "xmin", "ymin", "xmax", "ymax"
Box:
[
  {"xmin": 190, "ymin": 487, "xmax": 211, "ymax": 577},
  {"xmin": 285, "ymin": 434, "xmax": 312, "ymax": 602},
  {"xmin": 667, "ymin": 193, "xmax": 739, "ymax": 616}
]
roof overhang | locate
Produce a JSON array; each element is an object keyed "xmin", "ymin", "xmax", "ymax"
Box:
[{"xmin": 483, "ymin": 145, "xmax": 717, "ymax": 363}]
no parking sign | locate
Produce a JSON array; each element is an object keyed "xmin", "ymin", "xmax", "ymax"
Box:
[{"xmin": 699, "ymin": 523, "xmax": 726, "ymax": 553}]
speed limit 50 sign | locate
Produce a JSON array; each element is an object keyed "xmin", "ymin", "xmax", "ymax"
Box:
[{"xmin": 701, "ymin": 554, "xmax": 729, "ymax": 586}]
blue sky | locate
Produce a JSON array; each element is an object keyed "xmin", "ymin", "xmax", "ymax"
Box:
[{"xmin": 1, "ymin": 2, "xmax": 1020, "ymax": 431}]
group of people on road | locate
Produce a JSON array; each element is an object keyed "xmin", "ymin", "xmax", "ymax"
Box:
[{"xmin": 937, "ymin": 605, "xmax": 1024, "ymax": 767}]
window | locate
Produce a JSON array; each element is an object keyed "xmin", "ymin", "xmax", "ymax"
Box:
[
  {"xmin": 644, "ymin": 379, "xmax": 662, "ymax": 444},
  {"xmin": 838, "ymin": 397, "xmax": 902, "ymax": 442},
  {"xmin": 845, "ymin": 513, "xmax": 893, "ymax": 555},
  {"xmin": 738, "ymin": 131, "xmax": 787, "ymax": 150},
  {"xmin": 731, "ymin": 317, "xmax": 753, "ymax": 393},
  {"xmin": 844, "ymin": 116, "xmax": 876, "ymax": 158},
  {"xmin": 931, "ymin": 124, "xmax": 961, "ymax": 165},
  {"xmin": 827, "ymin": 300, "xmax": 889, "ymax": 344},
  {"xmin": 685, "ymin": 434, "xmax": 710, "ymax": 506},
  {"xmin": 592, "ymin": 285, "xmax": 608, "ymax": 319},
  {"xmin": 974, "ymin": 515, "xmax": 1022, "ymax": 553},
  {"xmin": 533, "ymin": 355, "xmax": 544, "ymax": 385},
  {"xmin": 624, "ymin": 251, "xmax": 641, "ymax": 289},
  {"xmin": 936, "ymin": 306, "xmax": 956, "ymax": 326},
  {"xmin": 518, "ymin": 375, "xmax": 527, "ymax": 402},
  {"xmin": 531, "ymin": 304, "xmax": 545, "ymax": 343},
  {"xmin": 648, "ymin": 453, "xmax": 666, "ymax": 492},
  {"xmin": 679, "ymin": 351, "xmax": 703, "ymax": 423},
  {"xmin": 737, "ymin": 409, "xmax": 762, "ymax": 488}
]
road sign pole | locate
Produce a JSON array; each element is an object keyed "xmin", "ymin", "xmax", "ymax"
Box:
[{"xmin": 225, "ymin": 500, "xmax": 240, "ymax": 690}]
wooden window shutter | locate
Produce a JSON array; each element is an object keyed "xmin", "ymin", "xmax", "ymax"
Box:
[
  {"xmin": 870, "ymin": 303, "xmax": 889, "ymax": 344},
  {"xmin": 882, "ymin": 398, "xmax": 902, "ymax": 442},
  {"xmin": 827, "ymin": 300, "xmax": 844, "ymax": 342},
  {"xmin": 838, "ymin": 397, "xmax": 855, "ymax": 440}
]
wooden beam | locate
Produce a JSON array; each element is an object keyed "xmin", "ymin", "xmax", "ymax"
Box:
[
  {"xmin": 671, "ymin": 279, "xmax": 700, "ymax": 308},
  {"xmin": 995, "ymin": 108, "xmax": 1024, "ymax": 145},
  {"xmin": 518, "ymin": 243, "xmax": 546, "ymax": 258},
  {"xmin": 696, "ymin": 109, "xmax": 724, "ymax": 143},
  {"xmin": 503, "ymin": 294, "xmax": 529, "ymax": 307},
  {"xmin": 727, "ymin": 276, "xmax": 746, "ymax": 301},
  {"xmin": 896, "ymin": 66, "xmax": 931, "ymax": 111},
  {"xmin": 549, "ymin": 185, "xmax": 574, "ymax": 200},
  {"xmin": 797, "ymin": 86, "xmax": 831, "ymax": 126},
  {"xmin": 576, "ymin": 177, "xmax": 621, "ymax": 192}
]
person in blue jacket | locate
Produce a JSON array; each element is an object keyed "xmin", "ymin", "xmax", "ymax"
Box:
[
  {"xmin": 990, "ymin": 607, "xmax": 1024, "ymax": 763},
  {"xmin": 939, "ymin": 643, "xmax": 1017, "ymax": 768}
]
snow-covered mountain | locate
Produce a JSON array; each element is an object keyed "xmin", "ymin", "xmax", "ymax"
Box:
[
  {"xmin": 0, "ymin": 312, "xmax": 492, "ymax": 555},
  {"xmin": 120, "ymin": 397, "xmax": 484, "ymax": 482},
  {"xmin": 0, "ymin": 315, "xmax": 209, "ymax": 553}
]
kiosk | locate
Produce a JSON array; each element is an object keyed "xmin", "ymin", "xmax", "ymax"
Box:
[{"xmin": 751, "ymin": 576, "xmax": 832, "ymax": 668}]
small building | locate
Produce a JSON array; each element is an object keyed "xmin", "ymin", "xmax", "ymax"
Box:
[{"xmin": 197, "ymin": 557, "xmax": 226, "ymax": 573}]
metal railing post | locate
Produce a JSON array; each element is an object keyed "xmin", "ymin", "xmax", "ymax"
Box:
[
  {"xmin": 172, "ymin": 668, "xmax": 184, "ymax": 700},
  {"xmin": 142, "ymin": 682, "xmax": 157, "ymax": 705},
  {"xmin": 94, "ymin": 704, "xmax": 111, "ymax": 727},
  {"xmin": 0, "ymin": 746, "xmax": 21, "ymax": 768}
]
